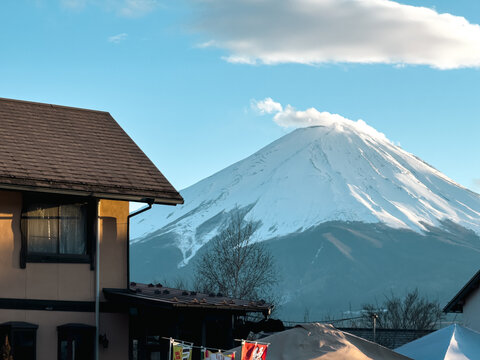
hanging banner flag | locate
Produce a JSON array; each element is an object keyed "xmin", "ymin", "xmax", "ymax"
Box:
[
  {"xmin": 202, "ymin": 349, "xmax": 235, "ymax": 360},
  {"xmin": 182, "ymin": 346, "xmax": 193, "ymax": 360},
  {"xmin": 241, "ymin": 342, "xmax": 268, "ymax": 360},
  {"xmin": 201, "ymin": 349, "xmax": 210, "ymax": 360},
  {"xmin": 173, "ymin": 342, "xmax": 192, "ymax": 360}
]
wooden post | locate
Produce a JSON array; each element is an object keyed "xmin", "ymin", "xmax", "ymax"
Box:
[{"xmin": 201, "ymin": 319, "xmax": 207, "ymax": 347}]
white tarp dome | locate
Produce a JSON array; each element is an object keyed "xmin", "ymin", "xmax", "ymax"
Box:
[
  {"xmin": 396, "ymin": 324, "xmax": 480, "ymax": 360},
  {"xmin": 230, "ymin": 323, "xmax": 411, "ymax": 360}
]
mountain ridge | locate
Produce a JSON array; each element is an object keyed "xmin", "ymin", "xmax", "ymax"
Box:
[
  {"xmin": 131, "ymin": 124, "xmax": 480, "ymax": 265},
  {"xmin": 130, "ymin": 122, "xmax": 480, "ymax": 318}
]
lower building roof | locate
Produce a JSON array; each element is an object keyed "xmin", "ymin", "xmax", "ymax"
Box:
[{"xmin": 103, "ymin": 283, "xmax": 272, "ymax": 315}]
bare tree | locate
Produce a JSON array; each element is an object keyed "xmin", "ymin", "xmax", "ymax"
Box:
[
  {"xmin": 193, "ymin": 211, "xmax": 277, "ymax": 301},
  {"xmin": 157, "ymin": 277, "xmax": 191, "ymax": 290},
  {"xmin": 358, "ymin": 289, "xmax": 443, "ymax": 330}
]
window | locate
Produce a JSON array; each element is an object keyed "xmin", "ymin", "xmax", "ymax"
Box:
[
  {"xmin": 0, "ymin": 322, "xmax": 38, "ymax": 360},
  {"xmin": 21, "ymin": 193, "xmax": 95, "ymax": 266},
  {"xmin": 57, "ymin": 323, "xmax": 95, "ymax": 360}
]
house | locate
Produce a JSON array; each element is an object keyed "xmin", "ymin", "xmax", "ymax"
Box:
[
  {"xmin": 0, "ymin": 98, "xmax": 272, "ymax": 360},
  {"xmin": 443, "ymin": 269, "xmax": 480, "ymax": 332},
  {"xmin": 395, "ymin": 324, "xmax": 480, "ymax": 360},
  {"xmin": 105, "ymin": 283, "xmax": 272, "ymax": 359},
  {"xmin": 0, "ymin": 97, "xmax": 183, "ymax": 359}
]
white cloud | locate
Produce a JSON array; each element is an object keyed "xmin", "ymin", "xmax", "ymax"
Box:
[
  {"xmin": 108, "ymin": 33, "xmax": 128, "ymax": 43},
  {"xmin": 61, "ymin": 0, "xmax": 87, "ymax": 9},
  {"xmin": 194, "ymin": 0, "xmax": 480, "ymax": 69},
  {"xmin": 272, "ymin": 105, "xmax": 351, "ymax": 129},
  {"xmin": 118, "ymin": 0, "xmax": 158, "ymax": 17},
  {"xmin": 253, "ymin": 98, "xmax": 283, "ymax": 114},
  {"xmin": 196, "ymin": 40, "xmax": 216, "ymax": 49},
  {"xmin": 253, "ymin": 98, "xmax": 389, "ymax": 141},
  {"xmin": 60, "ymin": 0, "xmax": 158, "ymax": 17}
]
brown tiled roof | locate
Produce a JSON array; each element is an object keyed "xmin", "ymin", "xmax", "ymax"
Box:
[
  {"xmin": 0, "ymin": 98, "xmax": 183, "ymax": 205},
  {"xmin": 103, "ymin": 283, "xmax": 272, "ymax": 314}
]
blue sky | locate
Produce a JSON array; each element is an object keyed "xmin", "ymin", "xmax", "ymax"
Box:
[{"xmin": 1, "ymin": 0, "xmax": 479, "ymax": 195}]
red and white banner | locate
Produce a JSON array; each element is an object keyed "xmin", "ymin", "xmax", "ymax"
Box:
[{"xmin": 240, "ymin": 342, "xmax": 268, "ymax": 360}]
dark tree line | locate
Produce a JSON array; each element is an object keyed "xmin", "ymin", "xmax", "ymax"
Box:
[{"xmin": 357, "ymin": 289, "xmax": 443, "ymax": 330}]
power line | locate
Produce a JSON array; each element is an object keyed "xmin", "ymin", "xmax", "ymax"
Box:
[{"xmin": 282, "ymin": 315, "xmax": 364, "ymax": 325}]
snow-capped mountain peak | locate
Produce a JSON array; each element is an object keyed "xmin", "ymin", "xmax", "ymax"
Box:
[{"xmin": 131, "ymin": 124, "xmax": 480, "ymax": 266}]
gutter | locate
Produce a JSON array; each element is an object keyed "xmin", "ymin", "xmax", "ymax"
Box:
[
  {"xmin": 127, "ymin": 201, "xmax": 154, "ymax": 288},
  {"xmin": 0, "ymin": 182, "xmax": 183, "ymax": 205},
  {"xmin": 95, "ymin": 199, "xmax": 156, "ymax": 360}
]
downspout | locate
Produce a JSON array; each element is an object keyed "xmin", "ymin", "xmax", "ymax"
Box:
[
  {"xmin": 127, "ymin": 201, "xmax": 153, "ymax": 360},
  {"xmin": 127, "ymin": 201, "xmax": 153, "ymax": 288},
  {"xmin": 95, "ymin": 199, "xmax": 101, "ymax": 360}
]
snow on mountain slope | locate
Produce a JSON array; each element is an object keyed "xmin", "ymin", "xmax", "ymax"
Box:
[{"xmin": 131, "ymin": 121, "xmax": 480, "ymax": 266}]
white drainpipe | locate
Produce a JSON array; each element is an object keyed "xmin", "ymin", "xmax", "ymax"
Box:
[{"xmin": 95, "ymin": 199, "xmax": 101, "ymax": 360}]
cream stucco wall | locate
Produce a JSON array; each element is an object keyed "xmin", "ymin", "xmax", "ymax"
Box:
[
  {"xmin": 0, "ymin": 190, "xmax": 128, "ymax": 301},
  {"xmin": 0, "ymin": 309, "xmax": 128, "ymax": 360},
  {"xmin": 463, "ymin": 288, "xmax": 480, "ymax": 332},
  {"xmin": 99, "ymin": 199, "xmax": 129, "ymax": 296},
  {"xmin": 0, "ymin": 190, "xmax": 25, "ymax": 298},
  {"xmin": 0, "ymin": 190, "xmax": 130, "ymax": 359}
]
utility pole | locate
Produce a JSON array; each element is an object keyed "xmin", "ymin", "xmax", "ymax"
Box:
[{"xmin": 371, "ymin": 313, "xmax": 379, "ymax": 343}]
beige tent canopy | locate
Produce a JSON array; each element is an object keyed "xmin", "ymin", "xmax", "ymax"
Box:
[{"xmin": 231, "ymin": 323, "xmax": 412, "ymax": 360}]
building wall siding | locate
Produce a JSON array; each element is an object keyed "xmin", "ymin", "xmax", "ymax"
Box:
[
  {"xmin": 99, "ymin": 199, "xmax": 129, "ymax": 295},
  {"xmin": 0, "ymin": 190, "xmax": 26, "ymax": 298},
  {"xmin": 463, "ymin": 288, "xmax": 480, "ymax": 332},
  {"xmin": 0, "ymin": 190, "xmax": 128, "ymax": 301},
  {"xmin": 0, "ymin": 190, "xmax": 130, "ymax": 359},
  {"xmin": 0, "ymin": 309, "xmax": 128, "ymax": 360}
]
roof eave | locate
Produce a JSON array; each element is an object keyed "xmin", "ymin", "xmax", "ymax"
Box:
[
  {"xmin": 103, "ymin": 288, "xmax": 271, "ymax": 314},
  {"xmin": 443, "ymin": 269, "xmax": 480, "ymax": 313},
  {"xmin": 0, "ymin": 182, "xmax": 184, "ymax": 206}
]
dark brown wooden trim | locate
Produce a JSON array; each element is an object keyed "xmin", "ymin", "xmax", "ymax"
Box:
[
  {"xmin": 0, "ymin": 321, "xmax": 39, "ymax": 360},
  {"xmin": 0, "ymin": 182, "xmax": 183, "ymax": 205},
  {"xmin": 0, "ymin": 298, "xmax": 123, "ymax": 313},
  {"xmin": 20, "ymin": 192, "xmax": 27, "ymax": 269},
  {"xmin": 89, "ymin": 199, "xmax": 98, "ymax": 271},
  {"xmin": 26, "ymin": 253, "xmax": 91, "ymax": 264}
]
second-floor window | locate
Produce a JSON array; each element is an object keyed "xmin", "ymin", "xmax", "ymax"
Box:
[{"xmin": 21, "ymin": 194, "xmax": 94, "ymax": 265}]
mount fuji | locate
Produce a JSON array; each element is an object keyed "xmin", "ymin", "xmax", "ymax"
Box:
[{"xmin": 130, "ymin": 120, "xmax": 480, "ymax": 320}]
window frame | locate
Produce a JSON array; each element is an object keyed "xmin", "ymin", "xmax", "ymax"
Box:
[
  {"xmin": 57, "ymin": 323, "xmax": 96, "ymax": 360},
  {"xmin": 0, "ymin": 321, "xmax": 38, "ymax": 360},
  {"xmin": 20, "ymin": 192, "xmax": 96, "ymax": 268}
]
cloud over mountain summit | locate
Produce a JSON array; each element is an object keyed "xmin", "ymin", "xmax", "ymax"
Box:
[{"xmin": 253, "ymin": 98, "xmax": 390, "ymax": 142}]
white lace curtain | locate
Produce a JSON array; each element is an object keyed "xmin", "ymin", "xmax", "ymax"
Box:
[{"xmin": 25, "ymin": 203, "xmax": 87, "ymax": 255}]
